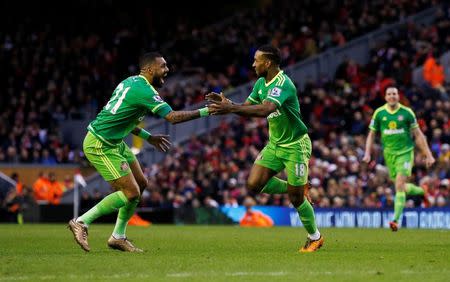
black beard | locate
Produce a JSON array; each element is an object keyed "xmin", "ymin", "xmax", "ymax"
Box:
[
  {"xmin": 151, "ymin": 77, "xmax": 163, "ymax": 88},
  {"xmin": 258, "ymin": 70, "xmax": 268, "ymax": 78}
]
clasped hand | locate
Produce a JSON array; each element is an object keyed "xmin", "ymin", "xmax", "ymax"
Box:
[{"xmin": 205, "ymin": 92, "xmax": 233, "ymax": 115}]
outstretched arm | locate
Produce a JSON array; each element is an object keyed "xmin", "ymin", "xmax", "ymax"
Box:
[
  {"xmin": 362, "ymin": 130, "xmax": 376, "ymax": 163},
  {"xmin": 412, "ymin": 127, "xmax": 435, "ymax": 167},
  {"xmin": 208, "ymin": 99, "xmax": 277, "ymax": 117},
  {"xmin": 164, "ymin": 108, "xmax": 209, "ymax": 124},
  {"xmin": 206, "ymin": 92, "xmax": 274, "ymax": 117}
]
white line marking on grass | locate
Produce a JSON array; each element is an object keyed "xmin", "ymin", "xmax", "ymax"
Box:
[
  {"xmin": 0, "ymin": 277, "xmax": 29, "ymax": 281},
  {"xmin": 164, "ymin": 269, "xmax": 450, "ymax": 279},
  {"xmin": 166, "ymin": 271, "xmax": 289, "ymax": 278},
  {"xmin": 227, "ymin": 272, "xmax": 288, "ymax": 276},
  {"xmin": 3, "ymin": 269, "xmax": 448, "ymax": 281},
  {"xmin": 167, "ymin": 273, "xmax": 193, "ymax": 277}
]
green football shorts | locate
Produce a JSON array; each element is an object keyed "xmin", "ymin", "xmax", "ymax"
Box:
[
  {"xmin": 83, "ymin": 131, "xmax": 136, "ymax": 181},
  {"xmin": 255, "ymin": 134, "xmax": 312, "ymax": 186},
  {"xmin": 384, "ymin": 150, "xmax": 414, "ymax": 180}
]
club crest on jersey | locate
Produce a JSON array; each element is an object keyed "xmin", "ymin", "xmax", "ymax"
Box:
[
  {"xmin": 382, "ymin": 117, "xmax": 387, "ymax": 121},
  {"xmin": 153, "ymin": 95, "xmax": 163, "ymax": 103},
  {"xmin": 398, "ymin": 115, "xmax": 404, "ymax": 121},
  {"xmin": 120, "ymin": 161, "xmax": 129, "ymax": 171},
  {"xmin": 269, "ymin": 87, "xmax": 282, "ymax": 97},
  {"xmin": 388, "ymin": 121, "xmax": 397, "ymax": 129}
]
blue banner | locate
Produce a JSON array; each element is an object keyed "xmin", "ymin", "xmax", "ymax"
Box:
[{"xmin": 220, "ymin": 206, "xmax": 450, "ymax": 229}]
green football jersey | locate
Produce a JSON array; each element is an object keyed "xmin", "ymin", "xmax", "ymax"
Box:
[
  {"xmin": 369, "ymin": 104, "xmax": 419, "ymax": 155},
  {"xmin": 88, "ymin": 75, "xmax": 172, "ymax": 145},
  {"xmin": 246, "ymin": 71, "xmax": 308, "ymax": 147}
]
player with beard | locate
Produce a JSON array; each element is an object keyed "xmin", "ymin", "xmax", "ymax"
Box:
[
  {"xmin": 206, "ymin": 45, "xmax": 323, "ymax": 252},
  {"xmin": 68, "ymin": 52, "xmax": 210, "ymax": 252}
]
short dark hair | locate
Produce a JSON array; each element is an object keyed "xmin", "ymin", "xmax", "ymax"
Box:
[
  {"xmin": 139, "ymin": 52, "xmax": 163, "ymax": 69},
  {"xmin": 385, "ymin": 85, "xmax": 398, "ymax": 94},
  {"xmin": 257, "ymin": 45, "xmax": 281, "ymax": 65}
]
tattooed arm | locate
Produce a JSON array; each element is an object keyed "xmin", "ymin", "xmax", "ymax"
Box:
[{"xmin": 164, "ymin": 109, "xmax": 206, "ymax": 124}]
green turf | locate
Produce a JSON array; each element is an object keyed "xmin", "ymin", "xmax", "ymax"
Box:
[{"xmin": 0, "ymin": 225, "xmax": 449, "ymax": 281}]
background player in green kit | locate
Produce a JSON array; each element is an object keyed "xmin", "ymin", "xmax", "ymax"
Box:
[
  {"xmin": 207, "ymin": 45, "xmax": 323, "ymax": 253},
  {"xmin": 363, "ymin": 86, "xmax": 435, "ymax": 231},
  {"xmin": 68, "ymin": 52, "xmax": 211, "ymax": 252}
]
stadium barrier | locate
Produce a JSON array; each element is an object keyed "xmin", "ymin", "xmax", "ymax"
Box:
[
  {"xmin": 0, "ymin": 164, "xmax": 90, "ymax": 188},
  {"xmin": 220, "ymin": 206, "xmax": 450, "ymax": 229},
  {"xmin": 3, "ymin": 204, "xmax": 174, "ymax": 224},
  {"xmin": 7, "ymin": 205, "xmax": 230, "ymax": 224},
  {"xmin": 2, "ymin": 203, "xmax": 449, "ymax": 230}
]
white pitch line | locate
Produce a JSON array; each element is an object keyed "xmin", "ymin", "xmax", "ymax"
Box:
[
  {"xmin": 166, "ymin": 273, "xmax": 193, "ymax": 277},
  {"xmin": 2, "ymin": 269, "xmax": 448, "ymax": 281},
  {"xmin": 166, "ymin": 271, "xmax": 289, "ymax": 278},
  {"xmin": 227, "ymin": 272, "xmax": 288, "ymax": 276}
]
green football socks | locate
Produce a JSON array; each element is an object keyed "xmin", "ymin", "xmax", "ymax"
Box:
[
  {"xmin": 297, "ymin": 199, "xmax": 318, "ymax": 235},
  {"xmin": 77, "ymin": 191, "xmax": 129, "ymax": 226},
  {"xmin": 393, "ymin": 191, "xmax": 406, "ymax": 222},
  {"xmin": 261, "ymin": 177, "xmax": 288, "ymax": 194},
  {"xmin": 405, "ymin": 183, "xmax": 424, "ymax": 196},
  {"xmin": 112, "ymin": 198, "xmax": 140, "ymax": 238}
]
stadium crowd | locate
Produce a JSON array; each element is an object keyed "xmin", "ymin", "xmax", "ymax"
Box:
[
  {"xmin": 0, "ymin": 0, "xmax": 441, "ymax": 164},
  {"xmin": 0, "ymin": 1, "xmax": 448, "ymax": 213},
  {"xmin": 142, "ymin": 89, "xmax": 449, "ymax": 210},
  {"xmin": 142, "ymin": 4, "xmax": 450, "ymax": 209}
]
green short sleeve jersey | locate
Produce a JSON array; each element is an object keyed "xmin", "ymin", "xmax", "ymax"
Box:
[
  {"xmin": 88, "ymin": 75, "xmax": 172, "ymax": 145},
  {"xmin": 369, "ymin": 104, "xmax": 419, "ymax": 155},
  {"xmin": 246, "ymin": 71, "xmax": 308, "ymax": 146}
]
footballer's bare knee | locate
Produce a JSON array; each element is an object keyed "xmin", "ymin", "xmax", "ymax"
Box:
[
  {"xmin": 136, "ymin": 178, "xmax": 148, "ymax": 193},
  {"xmin": 247, "ymin": 165, "xmax": 277, "ymax": 193},
  {"xmin": 287, "ymin": 184, "xmax": 306, "ymax": 207},
  {"xmin": 246, "ymin": 178, "xmax": 264, "ymax": 193},
  {"xmin": 110, "ymin": 174, "xmax": 141, "ymax": 200},
  {"xmin": 129, "ymin": 160, "xmax": 148, "ymax": 193}
]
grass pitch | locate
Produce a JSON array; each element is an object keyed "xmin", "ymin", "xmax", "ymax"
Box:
[{"xmin": 0, "ymin": 225, "xmax": 449, "ymax": 281}]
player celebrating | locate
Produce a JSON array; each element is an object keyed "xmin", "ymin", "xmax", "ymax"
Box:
[
  {"xmin": 363, "ymin": 86, "xmax": 435, "ymax": 231},
  {"xmin": 207, "ymin": 45, "xmax": 323, "ymax": 253},
  {"xmin": 68, "ymin": 52, "xmax": 210, "ymax": 252}
]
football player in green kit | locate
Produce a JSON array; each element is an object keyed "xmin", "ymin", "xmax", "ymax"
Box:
[
  {"xmin": 207, "ymin": 45, "xmax": 323, "ymax": 253},
  {"xmin": 363, "ymin": 86, "xmax": 435, "ymax": 231},
  {"xmin": 68, "ymin": 52, "xmax": 210, "ymax": 252}
]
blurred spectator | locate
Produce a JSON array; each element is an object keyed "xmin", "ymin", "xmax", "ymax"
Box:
[
  {"xmin": 31, "ymin": 172, "xmax": 63, "ymax": 204},
  {"xmin": 2, "ymin": 173, "xmax": 36, "ymax": 223},
  {"xmin": 239, "ymin": 196, "xmax": 273, "ymax": 227},
  {"xmin": 48, "ymin": 172, "xmax": 64, "ymax": 205},
  {"xmin": 32, "ymin": 172, "xmax": 51, "ymax": 203},
  {"xmin": 423, "ymin": 52, "xmax": 448, "ymax": 100}
]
